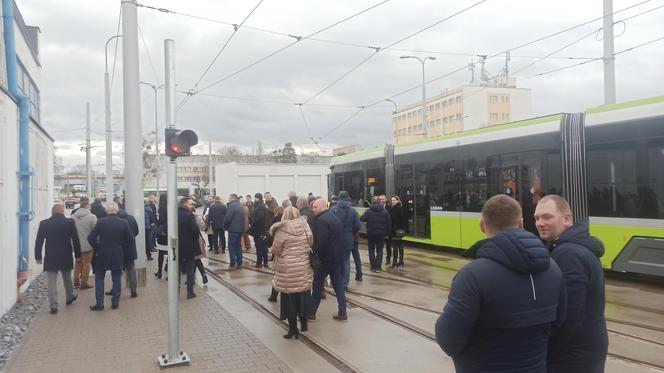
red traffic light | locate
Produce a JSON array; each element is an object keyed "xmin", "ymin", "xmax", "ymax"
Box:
[
  {"xmin": 165, "ymin": 128, "xmax": 198, "ymax": 158},
  {"xmin": 169, "ymin": 144, "xmax": 182, "ymax": 154}
]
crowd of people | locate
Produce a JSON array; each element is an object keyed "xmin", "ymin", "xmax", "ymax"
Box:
[{"xmin": 37, "ymin": 189, "xmax": 608, "ymax": 371}]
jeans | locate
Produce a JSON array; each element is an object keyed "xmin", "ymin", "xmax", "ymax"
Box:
[
  {"xmin": 342, "ymin": 250, "xmax": 352, "ymax": 288},
  {"xmin": 73, "ymin": 251, "xmax": 93, "ymax": 286},
  {"xmin": 367, "ymin": 234, "xmax": 385, "ymax": 270},
  {"xmin": 125, "ymin": 261, "xmax": 137, "ymax": 290},
  {"xmin": 228, "ymin": 232, "xmax": 243, "ymax": 266},
  {"xmin": 95, "ymin": 269, "xmax": 122, "ymax": 306},
  {"xmin": 311, "ymin": 263, "xmax": 347, "ymax": 316},
  {"xmin": 255, "ymin": 236, "xmax": 269, "ymax": 265},
  {"xmin": 47, "ymin": 270, "xmax": 74, "ymax": 309},
  {"xmin": 144, "ymin": 227, "xmax": 153, "ymax": 258},
  {"xmin": 351, "ymin": 241, "xmax": 363, "ymax": 278}
]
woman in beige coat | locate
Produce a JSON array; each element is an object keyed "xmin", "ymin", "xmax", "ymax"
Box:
[{"xmin": 270, "ymin": 206, "xmax": 313, "ymax": 339}]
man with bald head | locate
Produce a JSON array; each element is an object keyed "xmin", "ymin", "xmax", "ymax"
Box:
[{"xmin": 310, "ymin": 199, "xmax": 348, "ymax": 321}]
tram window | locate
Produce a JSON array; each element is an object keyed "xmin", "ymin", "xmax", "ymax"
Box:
[
  {"xmin": 587, "ymin": 143, "xmax": 639, "ymax": 218},
  {"xmin": 646, "ymin": 142, "xmax": 663, "ymax": 218}
]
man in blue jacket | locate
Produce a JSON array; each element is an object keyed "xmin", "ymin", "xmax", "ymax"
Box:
[
  {"xmin": 535, "ymin": 195, "xmax": 608, "ymax": 373},
  {"xmin": 330, "ymin": 191, "xmax": 360, "ymax": 291},
  {"xmin": 224, "ymin": 194, "xmax": 245, "ymax": 268},
  {"xmin": 435, "ymin": 195, "xmax": 566, "ymax": 373}
]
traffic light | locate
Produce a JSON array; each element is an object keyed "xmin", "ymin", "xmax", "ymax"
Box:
[{"xmin": 165, "ymin": 128, "xmax": 198, "ymax": 158}]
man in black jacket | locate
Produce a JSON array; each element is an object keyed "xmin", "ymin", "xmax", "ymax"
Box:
[
  {"xmin": 206, "ymin": 196, "xmax": 227, "ymax": 254},
  {"xmin": 87, "ymin": 202, "xmax": 134, "ymax": 310},
  {"xmin": 179, "ymin": 197, "xmax": 201, "ymax": 298},
  {"xmin": 249, "ymin": 193, "xmax": 270, "ymax": 270},
  {"xmin": 535, "ymin": 195, "xmax": 608, "ymax": 373},
  {"xmin": 310, "ymin": 199, "xmax": 348, "ymax": 321},
  {"xmin": 117, "ymin": 209, "xmax": 139, "ymax": 298},
  {"xmin": 361, "ymin": 196, "xmax": 391, "ymax": 272},
  {"xmin": 35, "ymin": 204, "xmax": 82, "ymax": 314},
  {"xmin": 435, "ymin": 195, "xmax": 566, "ymax": 373}
]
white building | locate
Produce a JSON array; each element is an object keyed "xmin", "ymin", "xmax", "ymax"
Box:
[
  {"xmin": 0, "ymin": 2, "xmax": 54, "ymax": 315},
  {"xmin": 392, "ymin": 77, "xmax": 532, "ymax": 144},
  {"xmin": 215, "ymin": 162, "xmax": 329, "ymax": 202}
]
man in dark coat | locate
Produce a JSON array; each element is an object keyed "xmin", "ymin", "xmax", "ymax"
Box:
[
  {"xmin": 206, "ymin": 196, "xmax": 227, "ymax": 254},
  {"xmin": 87, "ymin": 201, "xmax": 135, "ymax": 310},
  {"xmin": 249, "ymin": 193, "xmax": 270, "ymax": 270},
  {"xmin": 330, "ymin": 191, "xmax": 360, "ymax": 290},
  {"xmin": 436, "ymin": 195, "xmax": 566, "ymax": 373},
  {"xmin": 178, "ymin": 197, "xmax": 201, "ymax": 298},
  {"xmin": 361, "ymin": 196, "xmax": 391, "ymax": 272},
  {"xmin": 90, "ymin": 198, "xmax": 107, "ymax": 219},
  {"xmin": 117, "ymin": 209, "xmax": 139, "ymax": 298},
  {"xmin": 224, "ymin": 194, "xmax": 245, "ymax": 268},
  {"xmin": 310, "ymin": 199, "xmax": 348, "ymax": 321},
  {"xmin": 35, "ymin": 204, "xmax": 82, "ymax": 314},
  {"xmin": 535, "ymin": 195, "xmax": 608, "ymax": 373}
]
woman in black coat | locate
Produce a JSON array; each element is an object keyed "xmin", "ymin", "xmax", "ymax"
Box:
[
  {"xmin": 389, "ymin": 196, "xmax": 407, "ymax": 268},
  {"xmin": 155, "ymin": 195, "xmax": 168, "ymax": 279},
  {"xmin": 178, "ymin": 197, "xmax": 201, "ymax": 298}
]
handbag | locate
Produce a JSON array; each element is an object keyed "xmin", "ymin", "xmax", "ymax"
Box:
[
  {"xmin": 394, "ymin": 229, "xmax": 407, "ymax": 238},
  {"xmin": 309, "ymin": 250, "xmax": 321, "ymax": 270}
]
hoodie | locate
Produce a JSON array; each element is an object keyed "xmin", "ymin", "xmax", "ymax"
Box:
[
  {"xmin": 435, "ymin": 229, "xmax": 566, "ymax": 373},
  {"xmin": 547, "ymin": 221, "xmax": 608, "ymax": 373},
  {"xmin": 71, "ymin": 208, "xmax": 97, "ymax": 253}
]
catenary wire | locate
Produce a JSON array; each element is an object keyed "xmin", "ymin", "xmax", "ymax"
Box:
[
  {"xmin": 137, "ymin": 23, "xmax": 161, "ymax": 85},
  {"xmin": 302, "ymin": 0, "xmax": 489, "ymax": 105},
  {"xmin": 110, "ymin": 6, "xmax": 122, "ymax": 94}
]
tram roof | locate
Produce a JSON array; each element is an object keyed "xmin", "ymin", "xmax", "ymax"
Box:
[{"xmin": 330, "ymin": 146, "xmax": 385, "ymax": 165}]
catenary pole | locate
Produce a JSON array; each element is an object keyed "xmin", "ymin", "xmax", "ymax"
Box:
[
  {"xmin": 158, "ymin": 38, "xmax": 191, "ymax": 368},
  {"xmin": 603, "ymin": 0, "xmax": 616, "ymax": 104},
  {"xmin": 121, "ymin": 0, "xmax": 147, "ymax": 284},
  {"xmin": 105, "ymin": 35, "xmax": 121, "ymax": 200},
  {"xmin": 86, "ymin": 102, "xmax": 92, "ymax": 198}
]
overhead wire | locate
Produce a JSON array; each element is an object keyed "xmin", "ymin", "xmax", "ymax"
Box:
[
  {"xmin": 110, "ymin": 6, "xmax": 122, "ymax": 93},
  {"xmin": 137, "ymin": 23, "xmax": 161, "ymax": 85}
]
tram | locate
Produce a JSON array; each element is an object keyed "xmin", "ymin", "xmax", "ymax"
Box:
[{"xmin": 329, "ymin": 96, "xmax": 664, "ymax": 277}]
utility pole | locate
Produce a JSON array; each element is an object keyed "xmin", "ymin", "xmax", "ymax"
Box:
[
  {"xmin": 158, "ymin": 38, "xmax": 190, "ymax": 368},
  {"xmin": 400, "ymin": 55, "xmax": 436, "ymax": 138},
  {"xmin": 121, "ymin": 0, "xmax": 146, "ymax": 284},
  {"xmin": 105, "ymin": 35, "xmax": 121, "ymax": 201},
  {"xmin": 208, "ymin": 139, "xmax": 213, "ymax": 196},
  {"xmin": 603, "ymin": 0, "xmax": 616, "ymax": 104},
  {"xmin": 86, "ymin": 102, "xmax": 92, "ymax": 198}
]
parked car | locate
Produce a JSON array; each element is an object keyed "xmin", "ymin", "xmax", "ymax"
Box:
[{"xmin": 65, "ymin": 197, "xmax": 80, "ymax": 209}]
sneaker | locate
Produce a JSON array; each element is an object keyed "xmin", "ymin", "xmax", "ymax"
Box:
[
  {"xmin": 111, "ymin": 303, "xmax": 119, "ymax": 309},
  {"xmin": 66, "ymin": 294, "xmax": 78, "ymax": 305},
  {"xmin": 202, "ymin": 276, "xmax": 208, "ymax": 284},
  {"xmin": 355, "ymin": 276, "xmax": 363, "ymax": 281},
  {"xmin": 89, "ymin": 304, "xmax": 104, "ymax": 311},
  {"xmin": 333, "ymin": 314, "xmax": 348, "ymax": 321}
]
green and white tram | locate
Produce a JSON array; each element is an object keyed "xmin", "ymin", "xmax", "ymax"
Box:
[{"xmin": 329, "ymin": 96, "xmax": 664, "ymax": 276}]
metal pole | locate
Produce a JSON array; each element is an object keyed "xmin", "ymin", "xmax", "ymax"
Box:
[
  {"xmin": 155, "ymin": 86, "xmax": 160, "ymax": 196},
  {"xmin": 208, "ymin": 139, "xmax": 213, "ymax": 196},
  {"xmin": 158, "ymin": 38, "xmax": 190, "ymax": 368},
  {"xmin": 421, "ymin": 60, "xmax": 428, "ymax": 138},
  {"xmin": 385, "ymin": 99, "xmax": 398, "ymax": 144},
  {"xmin": 105, "ymin": 35, "xmax": 120, "ymax": 201},
  {"xmin": 86, "ymin": 102, "xmax": 92, "ymax": 197},
  {"xmin": 121, "ymin": 0, "xmax": 147, "ymax": 284},
  {"xmin": 603, "ymin": 0, "xmax": 616, "ymax": 104}
]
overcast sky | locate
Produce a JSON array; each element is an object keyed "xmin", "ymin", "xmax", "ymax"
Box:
[{"xmin": 18, "ymin": 0, "xmax": 664, "ymax": 170}]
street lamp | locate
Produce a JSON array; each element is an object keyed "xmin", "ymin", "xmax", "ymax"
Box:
[
  {"xmin": 385, "ymin": 99, "xmax": 398, "ymax": 144},
  {"xmin": 400, "ymin": 55, "xmax": 436, "ymax": 138},
  {"xmin": 105, "ymin": 34, "xmax": 122, "ymax": 199},
  {"xmin": 140, "ymin": 81, "xmax": 165, "ymax": 195}
]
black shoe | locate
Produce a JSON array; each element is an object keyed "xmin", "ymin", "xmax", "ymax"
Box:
[
  {"xmin": 147, "ymin": 256, "xmax": 154, "ymax": 261},
  {"xmin": 187, "ymin": 292, "xmax": 197, "ymax": 299},
  {"xmin": 386, "ymin": 257, "xmax": 391, "ymax": 265},
  {"xmin": 50, "ymin": 307, "xmax": 58, "ymax": 314},
  {"xmin": 111, "ymin": 303, "xmax": 119, "ymax": 309},
  {"xmin": 154, "ymin": 271, "xmax": 162, "ymax": 279},
  {"xmin": 89, "ymin": 304, "xmax": 104, "ymax": 311},
  {"xmin": 202, "ymin": 276, "xmax": 208, "ymax": 284},
  {"xmin": 300, "ymin": 317, "xmax": 308, "ymax": 332},
  {"xmin": 283, "ymin": 329, "xmax": 300, "ymax": 339},
  {"xmin": 344, "ymin": 286, "xmax": 349, "ymax": 292},
  {"xmin": 333, "ymin": 314, "xmax": 348, "ymax": 321},
  {"xmin": 150, "ymin": 248, "xmax": 158, "ymax": 252},
  {"xmin": 66, "ymin": 294, "xmax": 78, "ymax": 305},
  {"xmin": 398, "ymin": 261, "xmax": 404, "ymax": 268},
  {"xmin": 267, "ymin": 296, "xmax": 277, "ymax": 303},
  {"xmin": 355, "ymin": 275, "xmax": 363, "ymax": 281},
  {"xmin": 130, "ymin": 290, "xmax": 138, "ymax": 298},
  {"xmin": 105, "ymin": 291, "xmax": 112, "ymax": 296}
]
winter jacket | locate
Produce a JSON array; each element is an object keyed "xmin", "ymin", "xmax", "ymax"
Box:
[
  {"xmin": 270, "ymin": 217, "xmax": 314, "ymax": 293},
  {"xmin": 435, "ymin": 229, "xmax": 566, "ymax": 373},
  {"xmin": 249, "ymin": 201, "xmax": 269, "ymax": 237},
  {"xmin": 34, "ymin": 213, "xmax": 82, "ymax": 271},
  {"xmin": 361, "ymin": 203, "xmax": 392, "ymax": 236},
  {"xmin": 547, "ymin": 221, "xmax": 608, "ymax": 373},
  {"xmin": 207, "ymin": 203, "xmax": 227, "ymax": 231},
  {"xmin": 389, "ymin": 203, "xmax": 406, "ymax": 233},
  {"xmin": 117, "ymin": 210, "xmax": 139, "ymax": 262},
  {"xmin": 87, "ymin": 214, "xmax": 134, "ymax": 271},
  {"xmin": 223, "ymin": 200, "xmax": 244, "ymax": 233},
  {"xmin": 178, "ymin": 206, "xmax": 201, "ymax": 261},
  {"xmin": 330, "ymin": 198, "xmax": 360, "ymax": 251},
  {"xmin": 313, "ymin": 210, "xmax": 344, "ymax": 264},
  {"xmin": 71, "ymin": 208, "xmax": 97, "ymax": 253},
  {"xmin": 144, "ymin": 204, "xmax": 156, "ymax": 228},
  {"xmin": 90, "ymin": 201, "xmax": 107, "ymax": 219}
]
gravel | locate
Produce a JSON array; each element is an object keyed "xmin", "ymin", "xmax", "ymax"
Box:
[{"xmin": 0, "ymin": 273, "xmax": 47, "ymax": 372}]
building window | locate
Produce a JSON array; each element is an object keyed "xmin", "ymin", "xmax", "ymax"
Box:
[
  {"xmin": 448, "ymin": 99, "xmax": 454, "ymax": 105},
  {"xmin": 490, "ymin": 113, "xmax": 498, "ymax": 120},
  {"xmin": 429, "ymin": 105, "xmax": 434, "ymax": 112},
  {"xmin": 456, "ymin": 96, "xmax": 462, "ymax": 103},
  {"xmin": 456, "ymin": 114, "xmax": 463, "ymax": 121},
  {"xmin": 442, "ymin": 101, "xmax": 448, "ymax": 107},
  {"xmin": 443, "ymin": 117, "xmax": 448, "ymax": 124},
  {"xmin": 17, "ymin": 60, "xmax": 41, "ymax": 124},
  {"xmin": 435, "ymin": 103, "xmax": 441, "ymax": 110},
  {"xmin": 489, "ymin": 95, "xmax": 498, "ymax": 104},
  {"xmin": 418, "ymin": 109, "xmax": 422, "ymax": 115},
  {"xmin": 436, "ymin": 119, "xmax": 441, "ymax": 126},
  {"xmin": 505, "ymin": 95, "xmax": 510, "ymax": 103}
]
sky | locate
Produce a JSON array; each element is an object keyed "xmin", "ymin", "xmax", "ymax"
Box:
[{"xmin": 17, "ymin": 0, "xmax": 664, "ymax": 171}]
